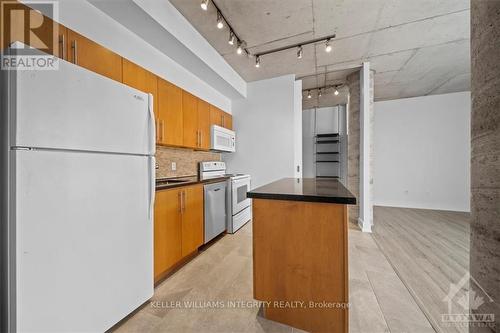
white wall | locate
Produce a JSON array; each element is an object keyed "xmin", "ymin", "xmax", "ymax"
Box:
[
  {"xmin": 224, "ymin": 75, "xmax": 297, "ymax": 188},
  {"xmin": 374, "ymin": 91, "xmax": 471, "ymax": 212},
  {"xmin": 45, "ymin": 0, "xmax": 233, "ymax": 112}
]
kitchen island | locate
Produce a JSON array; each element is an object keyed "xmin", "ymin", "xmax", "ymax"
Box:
[{"xmin": 247, "ymin": 178, "xmax": 356, "ymax": 333}]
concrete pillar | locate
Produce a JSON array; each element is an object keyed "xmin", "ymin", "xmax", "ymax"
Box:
[
  {"xmin": 346, "ymin": 63, "xmax": 374, "ymax": 232},
  {"xmin": 470, "ymin": 0, "xmax": 500, "ymax": 331},
  {"xmin": 346, "ymin": 71, "xmax": 360, "ymax": 226}
]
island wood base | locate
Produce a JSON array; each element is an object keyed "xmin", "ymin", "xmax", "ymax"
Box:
[{"xmin": 253, "ymin": 198, "xmax": 349, "ymax": 333}]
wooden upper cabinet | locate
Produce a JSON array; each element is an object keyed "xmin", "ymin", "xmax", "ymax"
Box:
[
  {"xmin": 197, "ymin": 99, "xmax": 211, "ymax": 150},
  {"xmin": 209, "ymin": 105, "xmax": 232, "ymax": 130},
  {"xmin": 181, "ymin": 185, "xmax": 204, "ymax": 257},
  {"xmin": 67, "ymin": 29, "xmax": 122, "ymax": 82},
  {"xmin": 182, "ymin": 91, "xmax": 199, "ymax": 149},
  {"xmin": 158, "ymin": 78, "xmax": 183, "ymax": 146},
  {"xmin": 154, "ymin": 188, "xmax": 182, "ymax": 282},
  {"xmin": 209, "ymin": 105, "xmax": 223, "ymax": 128},
  {"xmin": 224, "ymin": 113, "xmax": 233, "ymax": 130},
  {"xmin": 122, "ymin": 59, "xmax": 158, "ymax": 142}
]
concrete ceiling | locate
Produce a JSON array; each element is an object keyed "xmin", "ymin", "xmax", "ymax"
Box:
[{"xmin": 169, "ymin": 0, "xmax": 470, "ymax": 102}]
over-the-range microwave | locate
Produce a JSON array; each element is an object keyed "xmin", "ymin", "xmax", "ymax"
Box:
[{"xmin": 211, "ymin": 125, "xmax": 235, "ymax": 152}]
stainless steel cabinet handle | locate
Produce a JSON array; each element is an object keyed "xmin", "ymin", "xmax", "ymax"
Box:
[
  {"xmin": 182, "ymin": 191, "xmax": 186, "ymax": 212},
  {"xmin": 178, "ymin": 191, "xmax": 182, "ymax": 213},
  {"xmin": 161, "ymin": 120, "xmax": 165, "ymax": 143},
  {"xmin": 71, "ymin": 40, "xmax": 78, "ymax": 64},
  {"xmin": 59, "ymin": 34, "xmax": 66, "ymax": 59}
]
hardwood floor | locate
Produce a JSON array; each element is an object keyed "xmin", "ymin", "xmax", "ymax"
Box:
[
  {"xmin": 112, "ymin": 220, "xmax": 433, "ymax": 333},
  {"xmin": 372, "ymin": 206, "xmax": 470, "ymax": 333}
]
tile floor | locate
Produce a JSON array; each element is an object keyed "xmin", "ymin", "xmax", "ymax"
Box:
[{"xmin": 112, "ymin": 221, "xmax": 434, "ymax": 333}]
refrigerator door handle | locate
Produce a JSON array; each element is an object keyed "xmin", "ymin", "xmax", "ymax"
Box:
[
  {"xmin": 148, "ymin": 93, "xmax": 156, "ymax": 154},
  {"xmin": 148, "ymin": 156, "xmax": 155, "ymax": 220}
]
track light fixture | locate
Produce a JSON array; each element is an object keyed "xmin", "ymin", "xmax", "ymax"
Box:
[
  {"xmin": 216, "ymin": 12, "xmax": 224, "ymax": 29},
  {"xmin": 228, "ymin": 31, "xmax": 235, "ymax": 45},
  {"xmin": 200, "ymin": 0, "xmax": 209, "ymax": 11},
  {"xmin": 302, "ymin": 85, "xmax": 342, "ymax": 98},
  {"xmin": 255, "ymin": 56, "xmax": 261, "ymax": 68},
  {"xmin": 253, "ymin": 34, "xmax": 335, "ymax": 69},
  {"xmin": 325, "ymin": 39, "xmax": 332, "ymax": 53},
  {"xmin": 236, "ymin": 41, "xmax": 243, "ymax": 55},
  {"xmin": 297, "ymin": 45, "xmax": 303, "ymax": 59}
]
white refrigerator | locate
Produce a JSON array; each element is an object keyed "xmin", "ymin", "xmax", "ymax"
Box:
[{"xmin": 1, "ymin": 48, "xmax": 155, "ymax": 332}]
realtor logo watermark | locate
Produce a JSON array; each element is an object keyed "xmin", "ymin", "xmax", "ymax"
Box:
[
  {"xmin": 1, "ymin": 1, "xmax": 59, "ymax": 70},
  {"xmin": 442, "ymin": 272, "xmax": 495, "ymax": 329}
]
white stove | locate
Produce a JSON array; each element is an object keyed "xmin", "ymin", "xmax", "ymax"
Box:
[{"xmin": 199, "ymin": 161, "xmax": 252, "ymax": 234}]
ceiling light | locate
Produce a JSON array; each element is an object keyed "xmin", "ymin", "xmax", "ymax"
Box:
[
  {"xmin": 307, "ymin": 90, "xmax": 312, "ymax": 99},
  {"xmin": 216, "ymin": 12, "xmax": 224, "ymax": 29},
  {"xmin": 200, "ymin": 0, "xmax": 208, "ymax": 10},
  {"xmin": 325, "ymin": 39, "xmax": 332, "ymax": 53},
  {"xmin": 334, "ymin": 88, "xmax": 339, "ymax": 96},
  {"xmin": 255, "ymin": 56, "xmax": 260, "ymax": 68},
  {"xmin": 318, "ymin": 89, "xmax": 322, "ymax": 97},
  {"xmin": 228, "ymin": 31, "xmax": 235, "ymax": 45},
  {"xmin": 297, "ymin": 45, "xmax": 303, "ymax": 59},
  {"xmin": 236, "ymin": 42, "xmax": 243, "ymax": 55}
]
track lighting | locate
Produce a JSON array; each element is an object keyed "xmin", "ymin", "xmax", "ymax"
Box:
[
  {"xmin": 325, "ymin": 39, "xmax": 332, "ymax": 53},
  {"xmin": 228, "ymin": 31, "xmax": 235, "ymax": 45},
  {"xmin": 318, "ymin": 89, "xmax": 322, "ymax": 97},
  {"xmin": 334, "ymin": 88, "xmax": 339, "ymax": 96},
  {"xmin": 236, "ymin": 41, "xmax": 243, "ymax": 55},
  {"xmin": 255, "ymin": 56, "xmax": 260, "ymax": 68},
  {"xmin": 216, "ymin": 12, "xmax": 224, "ymax": 29},
  {"xmin": 200, "ymin": 0, "xmax": 208, "ymax": 11},
  {"xmin": 297, "ymin": 45, "xmax": 303, "ymax": 59},
  {"xmin": 307, "ymin": 90, "xmax": 312, "ymax": 99}
]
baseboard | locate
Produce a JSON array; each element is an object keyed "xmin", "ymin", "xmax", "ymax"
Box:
[{"xmin": 358, "ymin": 217, "xmax": 372, "ymax": 233}]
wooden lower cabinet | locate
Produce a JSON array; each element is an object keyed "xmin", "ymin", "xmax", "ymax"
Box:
[
  {"xmin": 154, "ymin": 189, "xmax": 182, "ymax": 282},
  {"xmin": 154, "ymin": 184, "xmax": 204, "ymax": 283},
  {"xmin": 181, "ymin": 185, "xmax": 204, "ymax": 256}
]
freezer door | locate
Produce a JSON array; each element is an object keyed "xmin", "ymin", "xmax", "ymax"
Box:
[
  {"xmin": 11, "ymin": 150, "xmax": 154, "ymax": 332},
  {"xmin": 8, "ymin": 59, "xmax": 154, "ymax": 155}
]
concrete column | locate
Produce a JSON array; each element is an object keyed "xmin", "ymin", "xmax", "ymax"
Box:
[
  {"xmin": 346, "ymin": 63, "xmax": 374, "ymax": 232},
  {"xmin": 470, "ymin": 0, "xmax": 500, "ymax": 331},
  {"xmin": 346, "ymin": 71, "xmax": 360, "ymax": 226}
]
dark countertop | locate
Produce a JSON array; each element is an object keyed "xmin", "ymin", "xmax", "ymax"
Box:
[
  {"xmin": 156, "ymin": 175, "xmax": 230, "ymax": 191},
  {"xmin": 247, "ymin": 178, "xmax": 356, "ymax": 204}
]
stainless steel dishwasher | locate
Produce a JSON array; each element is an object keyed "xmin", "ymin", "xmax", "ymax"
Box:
[{"xmin": 204, "ymin": 181, "xmax": 228, "ymax": 244}]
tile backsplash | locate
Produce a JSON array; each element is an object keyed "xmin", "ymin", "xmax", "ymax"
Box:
[{"xmin": 156, "ymin": 146, "xmax": 221, "ymax": 179}]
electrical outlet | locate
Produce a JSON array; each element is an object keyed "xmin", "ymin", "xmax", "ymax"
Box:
[{"xmin": 171, "ymin": 162, "xmax": 176, "ymax": 171}]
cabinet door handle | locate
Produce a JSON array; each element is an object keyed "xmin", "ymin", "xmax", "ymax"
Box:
[
  {"xmin": 181, "ymin": 191, "xmax": 186, "ymax": 213},
  {"xmin": 221, "ymin": 115, "xmax": 224, "ymax": 127},
  {"xmin": 159, "ymin": 120, "xmax": 164, "ymax": 143},
  {"xmin": 178, "ymin": 191, "xmax": 182, "ymax": 213},
  {"xmin": 71, "ymin": 40, "xmax": 78, "ymax": 65},
  {"xmin": 155, "ymin": 119, "xmax": 159, "ymax": 143},
  {"xmin": 59, "ymin": 34, "xmax": 66, "ymax": 59},
  {"xmin": 200, "ymin": 131, "xmax": 203, "ymax": 147}
]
